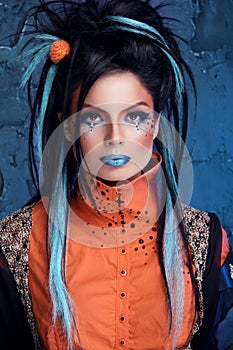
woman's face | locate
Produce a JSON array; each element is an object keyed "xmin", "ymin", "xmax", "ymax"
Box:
[{"xmin": 72, "ymin": 72, "xmax": 159, "ymax": 182}]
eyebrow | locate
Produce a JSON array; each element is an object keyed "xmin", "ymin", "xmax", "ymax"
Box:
[{"xmin": 82, "ymin": 102, "xmax": 151, "ymax": 113}]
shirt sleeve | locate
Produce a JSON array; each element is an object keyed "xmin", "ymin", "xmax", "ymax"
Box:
[
  {"xmin": 0, "ymin": 248, "xmax": 36, "ymax": 349},
  {"xmin": 191, "ymin": 214, "xmax": 233, "ymax": 350},
  {"xmin": 214, "ymin": 232, "xmax": 233, "ymax": 350},
  {"xmin": 221, "ymin": 228, "xmax": 231, "ymax": 266}
]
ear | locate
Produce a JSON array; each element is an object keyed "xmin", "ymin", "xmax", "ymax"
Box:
[
  {"xmin": 60, "ymin": 113, "xmax": 76, "ymax": 143},
  {"xmin": 59, "ymin": 113, "xmax": 78, "ymax": 161},
  {"xmin": 153, "ymin": 112, "xmax": 161, "ymax": 140},
  {"xmin": 62, "ymin": 87, "xmax": 81, "ymax": 142}
]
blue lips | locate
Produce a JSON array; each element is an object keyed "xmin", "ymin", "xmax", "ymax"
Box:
[{"xmin": 100, "ymin": 154, "xmax": 131, "ymax": 167}]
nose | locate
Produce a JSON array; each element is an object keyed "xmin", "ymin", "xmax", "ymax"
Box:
[{"xmin": 104, "ymin": 122, "xmax": 124, "ymax": 146}]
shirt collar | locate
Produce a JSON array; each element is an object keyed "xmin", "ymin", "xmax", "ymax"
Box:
[{"xmin": 69, "ymin": 153, "xmax": 162, "ymax": 247}]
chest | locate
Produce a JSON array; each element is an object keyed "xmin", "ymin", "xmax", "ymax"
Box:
[{"xmin": 29, "ymin": 224, "xmax": 195, "ymax": 350}]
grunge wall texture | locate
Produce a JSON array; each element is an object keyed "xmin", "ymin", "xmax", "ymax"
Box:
[{"xmin": 0, "ymin": 0, "xmax": 232, "ymax": 237}]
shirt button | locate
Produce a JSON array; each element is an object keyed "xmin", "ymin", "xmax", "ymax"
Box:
[
  {"xmin": 119, "ymin": 315, "xmax": 126, "ymax": 322},
  {"xmin": 119, "ymin": 339, "xmax": 126, "ymax": 346},
  {"xmin": 120, "ymin": 269, "xmax": 127, "ymax": 276},
  {"xmin": 120, "ymin": 291, "xmax": 126, "ymax": 298}
]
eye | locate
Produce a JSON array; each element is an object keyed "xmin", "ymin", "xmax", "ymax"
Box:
[
  {"xmin": 123, "ymin": 111, "xmax": 151, "ymax": 125},
  {"xmin": 81, "ymin": 111, "xmax": 106, "ymax": 126}
]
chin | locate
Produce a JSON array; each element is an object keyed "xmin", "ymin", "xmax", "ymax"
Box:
[{"xmin": 96, "ymin": 164, "xmax": 143, "ymax": 183}]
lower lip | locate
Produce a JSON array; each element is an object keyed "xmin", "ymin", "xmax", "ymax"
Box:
[{"xmin": 100, "ymin": 155, "xmax": 130, "ymax": 167}]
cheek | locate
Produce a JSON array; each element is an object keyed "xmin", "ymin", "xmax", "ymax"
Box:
[
  {"xmin": 133, "ymin": 132, "xmax": 154, "ymax": 150},
  {"xmin": 79, "ymin": 127, "xmax": 106, "ymax": 155},
  {"xmin": 79, "ymin": 135, "xmax": 95, "ymax": 155}
]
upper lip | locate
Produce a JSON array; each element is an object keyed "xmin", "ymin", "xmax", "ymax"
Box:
[{"xmin": 100, "ymin": 154, "xmax": 130, "ymax": 161}]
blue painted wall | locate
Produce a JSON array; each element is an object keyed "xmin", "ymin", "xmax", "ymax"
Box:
[{"xmin": 0, "ymin": 0, "xmax": 232, "ymax": 237}]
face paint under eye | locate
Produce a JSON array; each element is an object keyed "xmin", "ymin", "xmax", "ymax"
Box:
[{"xmin": 122, "ymin": 111, "xmax": 152, "ymax": 131}]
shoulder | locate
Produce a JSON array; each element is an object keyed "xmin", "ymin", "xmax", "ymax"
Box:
[
  {"xmin": 182, "ymin": 204, "xmax": 222, "ymax": 245},
  {"xmin": 0, "ymin": 204, "xmax": 35, "ymax": 237},
  {"xmin": 182, "ymin": 204, "xmax": 223, "ymax": 265},
  {"xmin": 182, "ymin": 204, "xmax": 211, "ymax": 230},
  {"xmin": 181, "ymin": 204, "xmax": 213, "ymax": 264},
  {"xmin": 0, "ymin": 204, "xmax": 35, "ymax": 232},
  {"xmin": 182, "ymin": 204, "xmax": 212, "ymax": 256},
  {"xmin": 0, "ymin": 204, "xmax": 35, "ymax": 267}
]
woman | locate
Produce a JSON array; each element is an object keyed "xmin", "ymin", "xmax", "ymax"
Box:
[{"xmin": 0, "ymin": 0, "xmax": 232, "ymax": 349}]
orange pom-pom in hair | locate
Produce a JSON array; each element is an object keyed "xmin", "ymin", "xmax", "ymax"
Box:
[{"xmin": 50, "ymin": 39, "xmax": 71, "ymax": 64}]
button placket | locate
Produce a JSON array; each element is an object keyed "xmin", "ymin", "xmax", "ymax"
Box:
[{"xmin": 116, "ymin": 240, "xmax": 129, "ymax": 349}]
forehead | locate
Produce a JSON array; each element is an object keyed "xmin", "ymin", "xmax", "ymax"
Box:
[{"xmin": 71, "ymin": 72, "xmax": 154, "ymax": 112}]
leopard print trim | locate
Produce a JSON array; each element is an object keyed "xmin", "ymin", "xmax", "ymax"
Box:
[
  {"xmin": 182, "ymin": 204, "xmax": 211, "ymax": 336},
  {"xmin": 0, "ymin": 205, "xmax": 43, "ymax": 349}
]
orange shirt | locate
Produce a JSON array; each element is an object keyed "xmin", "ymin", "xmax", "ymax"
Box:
[{"xmin": 28, "ymin": 154, "xmax": 229, "ymax": 349}]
